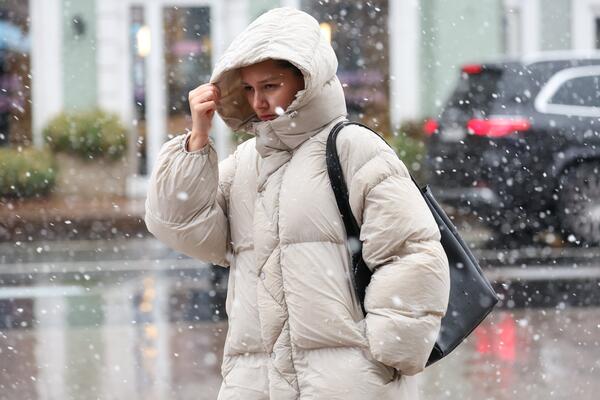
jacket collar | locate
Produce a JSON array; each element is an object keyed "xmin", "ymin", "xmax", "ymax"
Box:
[
  {"xmin": 251, "ymin": 75, "xmax": 346, "ymax": 191},
  {"xmin": 251, "ymin": 75, "xmax": 347, "ymax": 157}
]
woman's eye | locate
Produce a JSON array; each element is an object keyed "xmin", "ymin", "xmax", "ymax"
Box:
[
  {"xmin": 264, "ymin": 84, "xmax": 276, "ymax": 90},
  {"xmin": 243, "ymin": 86, "xmax": 253, "ymax": 92}
]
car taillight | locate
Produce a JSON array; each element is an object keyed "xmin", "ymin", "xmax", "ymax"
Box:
[
  {"xmin": 423, "ymin": 118, "xmax": 439, "ymax": 136},
  {"xmin": 467, "ymin": 118, "xmax": 531, "ymax": 138},
  {"xmin": 461, "ymin": 64, "xmax": 483, "ymax": 74}
]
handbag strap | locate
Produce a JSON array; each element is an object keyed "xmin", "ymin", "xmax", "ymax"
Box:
[
  {"xmin": 326, "ymin": 120, "xmax": 425, "ymax": 313},
  {"xmin": 328, "ymin": 120, "xmax": 425, "ymax": 195},
  {"xmin": 326, "ymin": 121, "xmax": 370, "ymax": 314},
  {"xmin": 326, "ymin": 121, "xmax": 362, "ymax": 242}
]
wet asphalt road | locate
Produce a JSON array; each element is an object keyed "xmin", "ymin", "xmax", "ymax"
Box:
[{"xmin": 0, "ymin": 238, "xmax": 599, "ymax": 399}]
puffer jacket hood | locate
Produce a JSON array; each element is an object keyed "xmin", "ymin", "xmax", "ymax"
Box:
[
  {"xmin": 210, "ymin": 7, "xmax": 347, "ymax": 144},
  {"xmin": 146, "ymin": 7, "xmax": 450, "ymax": 400},
  {"xmin": 210, "ymin": 7, "xmax": 348, "ymax": 191}
]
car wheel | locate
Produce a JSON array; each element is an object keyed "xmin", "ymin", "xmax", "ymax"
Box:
[{"xmin": 557, "ymin": 162, "xmax": 600, "ymax": 245}]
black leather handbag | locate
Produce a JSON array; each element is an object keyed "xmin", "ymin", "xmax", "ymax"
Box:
[{"xmin": 326, "ymin": 120, "xmax": 499, "ymax": 366}]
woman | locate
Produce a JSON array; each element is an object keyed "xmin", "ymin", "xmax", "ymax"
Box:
[{"xmin": 145, "ymin": 7, "xmax": 449, "ymax": 400}]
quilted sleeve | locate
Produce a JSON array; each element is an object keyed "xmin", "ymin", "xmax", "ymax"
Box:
[
  {"xmin": 338, "ymin": 125, "xmax": 450, "ymax": 376},
  {"xmin": 144, "ymin": 133, "xmax": 236, "ymax": 266}
]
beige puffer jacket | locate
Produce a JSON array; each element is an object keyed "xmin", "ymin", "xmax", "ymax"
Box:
[{"xmin": 145, "ymin": 7, "xmax": 450, "ymax": 400}]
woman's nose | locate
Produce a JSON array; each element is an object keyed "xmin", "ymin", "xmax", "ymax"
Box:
[{"xmin": 253, "ymin": 92, "xmax": 268, "ymax": 110}]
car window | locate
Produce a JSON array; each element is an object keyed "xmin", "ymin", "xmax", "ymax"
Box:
[
  {"xmin": 443, "ymin": 66, "xmax": 536, "ymax": 119},
  {"xmin": 549, "ymin": 75, "xmax": 600, "ymax": 108},
  {"xmin": 444, "ymin": 70, "xmax": 503, "ymax": 117}
]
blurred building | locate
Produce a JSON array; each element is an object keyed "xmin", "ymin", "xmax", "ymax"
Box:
[{"xmin": 2, "ymin": 0, "xmax": 600, "ymax": 196}]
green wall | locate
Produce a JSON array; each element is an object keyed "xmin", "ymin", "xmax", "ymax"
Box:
[
  {"xmin": 540, "ymin": 0, "xmax": 571, "ymax": 50},
  {"xmin": 252, "ymin": 0, "xmax": 280, "ymax": 20},
  {"xmin": 62, "ymin": 0, "xmax": 97, "ymax": 111},
  {"xmin": 420, "ymin": 0, "xmax": 503, "ymax": 117}
]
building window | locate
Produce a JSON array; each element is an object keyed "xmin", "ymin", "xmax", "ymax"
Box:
[
  {"xmin": 0, "ymin": 1, "xmax": 31, "ymax": 146},
  {"xmin": 128, "ymin": 5, "xmax": 211, "ymax": 176},
  {"xmin": 164, "ymin": 6, "xmax": 212, "ymax": 137},
  {"xmin": 300, "ymin": 0, "xmax": 390, "ymax": 134},
  {"xmin": 595, "ymin": 17, "xmax": 600, "ymax": 49},
  {"xmin": 130, "ymin": 5, "xmax": 147, "ymax": 175}
]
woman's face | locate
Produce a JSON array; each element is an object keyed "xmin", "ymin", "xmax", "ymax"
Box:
[{"xmin": 240, "ymin": 60, "xmax": 305, "ymax": 121}]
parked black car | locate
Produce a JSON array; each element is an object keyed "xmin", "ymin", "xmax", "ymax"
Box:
[{"xmin": 425, "ymin": 53, "xmax": 600, "ymax": 245}]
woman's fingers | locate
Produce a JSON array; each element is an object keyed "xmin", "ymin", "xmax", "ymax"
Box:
[
  {"xmin": 189, "ymin": 84, "xmax": 220, "ymax": 104},
  {"xmin": 193, "ymin": 100, "xmax": 217, "ymax": 116},
  {"xmin": 189, "ymin": 88, "xmax": 215, "ymax": 102},
  {"xmin": 190, "ymin": 94, "xmax": 217, "ymax": 108}
]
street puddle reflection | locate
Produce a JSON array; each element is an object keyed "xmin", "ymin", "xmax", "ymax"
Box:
[
  {"xmin": 1, "ymin": 264, "xmax": 600, "ymax": 399},
  {"xmin": 0, "ymin": 269, "xmax": 227, "ymax": 400},
  {"xmin": 420, "ymin": 308, "xmax": 600, "ymax": 399}
]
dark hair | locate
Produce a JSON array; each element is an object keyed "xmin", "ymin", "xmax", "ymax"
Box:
[{"xmin": 274, "ymin": 60, "xmax": 303, "ymax": 78}]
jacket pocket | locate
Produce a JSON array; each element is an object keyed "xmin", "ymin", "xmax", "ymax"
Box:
[{"xmin": 357, "ymin": 319, "xmax": 398, "ymax": 384}]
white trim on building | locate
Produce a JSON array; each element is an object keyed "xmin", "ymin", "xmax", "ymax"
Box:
[
  {"xmin": 521, "ymin": 0, "xmax": 540, "ymax": 54},
  {"xmin": 502, "ymin": 0, "xmax": 522, "ymax": 56},
  {"xmin": 96, "ymin": 1, "xmax": 134, "ymax": 128},
  {"xmin": 573, "ymin": 0, "xmax": 600, "ymax": 49},
  {"xmin": 31, "ymin": 0, "xmax": 63, "ymax": 148},
  {"xmin": 388, "ymin": 0, "xmax": 420, "ymax": 126},
  {"xmin": 144, "ymin": 1, "xmax": 167, "ymax": 187}
]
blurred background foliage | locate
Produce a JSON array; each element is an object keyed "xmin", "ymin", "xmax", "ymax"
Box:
[
  {"xmin": 43, "ymin": 109, "xmax": 127, "ymax": 161},
  {"xmin": 0, "ymin": 147, "xmax": 56, "ymax": 198},
  {"xmin": 390, "ymin": 119, "xmax": 427, "ymax": 184}
]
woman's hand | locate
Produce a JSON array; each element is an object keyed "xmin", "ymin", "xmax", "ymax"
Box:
[{"xmin": 187, "ymin": 83, "xmax": 220, "ymax": 151}]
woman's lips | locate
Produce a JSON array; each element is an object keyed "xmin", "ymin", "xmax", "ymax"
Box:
[{"xmin": 259, "ymin": 114, "xmax": 276, "ymax": 121}]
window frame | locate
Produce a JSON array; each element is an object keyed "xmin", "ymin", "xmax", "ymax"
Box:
[{"xmin": 534, "ymin": 65, "xmax": 600, "ymax": 117}]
